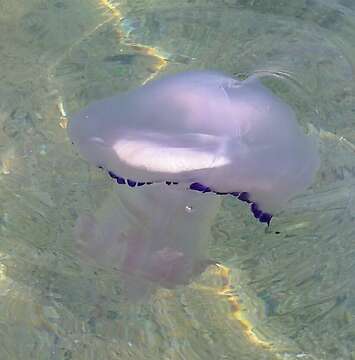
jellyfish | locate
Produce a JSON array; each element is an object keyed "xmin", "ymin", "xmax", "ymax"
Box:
[{"xmin": 68, "ymin": 70, "xmax": 319, "ymax": 295}]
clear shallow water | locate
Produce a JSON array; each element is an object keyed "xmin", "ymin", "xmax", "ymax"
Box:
[{"xmin": 0, "ymin": 0, "xmax": 355, "ymax": 359}]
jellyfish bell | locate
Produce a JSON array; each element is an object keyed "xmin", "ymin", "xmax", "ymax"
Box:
[
  {"xmin": 69, "ymin": 70, "xmax": 319, "ymax": 220},
  {"xmin": 69, "ymin": 70, "xmax": 319, "ymax": 294}
]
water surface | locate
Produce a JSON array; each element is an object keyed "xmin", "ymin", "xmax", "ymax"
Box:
[{"xmin": 0, "ymin": 0, "xmax": 355, "ymax": 359}]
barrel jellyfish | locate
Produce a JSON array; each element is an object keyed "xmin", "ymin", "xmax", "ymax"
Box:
[{"xmin": 68, "ymin": 70, "xmax": 319, "ymax": 295}]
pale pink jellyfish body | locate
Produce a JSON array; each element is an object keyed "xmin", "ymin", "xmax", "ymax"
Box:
[{"xmin": 69, "ymin": 71, "xmax": 319, "ymax": 293}]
